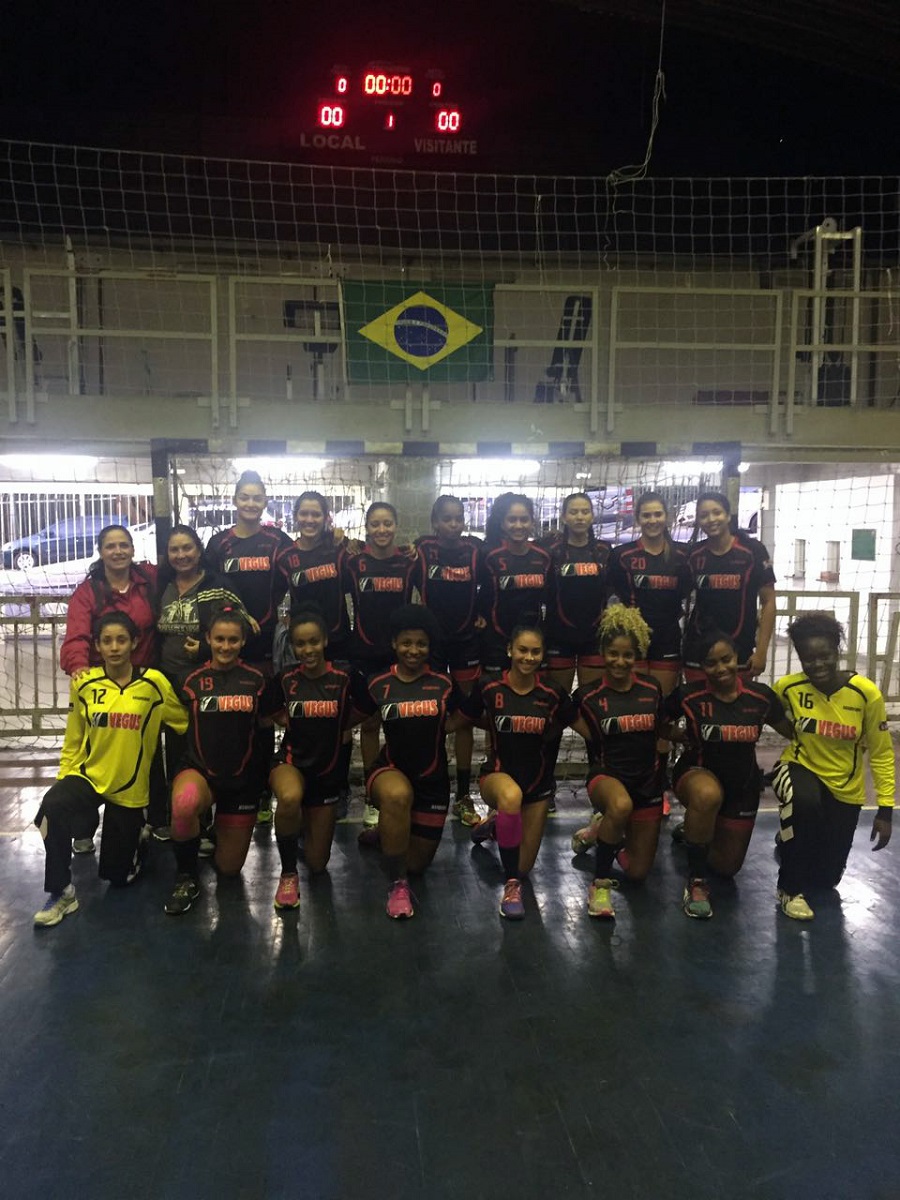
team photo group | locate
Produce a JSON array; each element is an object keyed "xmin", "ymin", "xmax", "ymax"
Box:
[{"xmin": 33, "ymin": 471, "xmax": 894, "ymax": 929}]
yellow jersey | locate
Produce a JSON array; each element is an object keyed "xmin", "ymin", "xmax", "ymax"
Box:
[
  {"xmin": 774, "ymin": 672, "xmax": 894, "ymax": 808},
  {"xmin": 59, "ymin": 667, "xmax": 188, "ymax": 808}
]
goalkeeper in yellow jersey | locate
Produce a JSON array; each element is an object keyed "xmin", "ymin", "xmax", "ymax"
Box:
[
  {"xmin": 33, "ymin": 613, "xmax": 188, "ymax": 928},
  {"xmin": 772, "ymin": 613, "xmax": 894, "ymax": 921}
]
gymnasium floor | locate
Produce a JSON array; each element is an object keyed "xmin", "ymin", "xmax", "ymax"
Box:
[{"xmin": 2, "ymin": 750, "xmax": 898, "ymax": 1200}]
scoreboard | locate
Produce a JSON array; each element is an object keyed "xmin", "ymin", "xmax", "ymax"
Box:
[{"xmin": 297, "ymin": 62, "xmax": 479, "ymax": 166}]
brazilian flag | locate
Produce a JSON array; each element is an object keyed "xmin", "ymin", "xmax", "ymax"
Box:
[{"xmin": 343, "ymin": 282, "xmax": 493, "ymax": 383}]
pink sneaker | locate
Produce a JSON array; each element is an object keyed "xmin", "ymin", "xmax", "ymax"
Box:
[
  {"xmin": 386, "ymin": 878, "xmax": 414, "ymax": 919},
  {"xmin": 499, "ymin": 878, "xmax": 525, "ymax": 919},
  {"xmin": 274, "ymin": 872, "xmax": 300, "ymax": 910}
]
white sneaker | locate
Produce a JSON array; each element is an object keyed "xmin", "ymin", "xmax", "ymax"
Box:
[
  {"xmin": 363, "ymin": 803, "xmax": 380, "ymax": 829},
  {"xmin": 777, "ymin": 889, "xmax": 815, "ymax": 921},
  {"xmin": 72, "ymin": 838, "xmax": 95, "ymax": 854},
  {"xmin": 34, "ymin": 885, "xmax": 79, "ymax": 927}
]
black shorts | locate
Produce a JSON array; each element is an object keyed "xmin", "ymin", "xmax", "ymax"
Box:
[
  {"xmin": 479, "ymin": 630, "xmax": 510, "ymax": 673},
  {"xmin": 432, "ymin": 633, "xmax": 481, "ymax": 683},
  {"xmin": 640, "ymin": 627, "xmax": 683, "ymax": 672},
  {"xmin": 366, "ymin": 752, "xmax": 451, "ymax": 841},
  {"xmin": 673, "ymin": 754, "xmax": 761, "ymax": 824},
  {"xmin": 269, "ymin": 752, "xmax": 342, "ymax": 807},
  {"xmin": 174, "ymin": 768, "xmax": 260, "ymax": 824},
  {"xmin": 586, "ymin": 767, "xmax": 663, "ymax": 818},
  {"xmin": 544, "ymin": 634, "xmax": 604, "ymax": 672}
]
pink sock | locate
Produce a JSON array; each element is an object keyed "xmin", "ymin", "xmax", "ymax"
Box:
[{"xmin": 495, "ymin": 811, "xmax": 522, "ymax": 849}]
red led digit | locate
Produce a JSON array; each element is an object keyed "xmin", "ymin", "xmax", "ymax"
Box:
[
  {"xmin": 436, "ymin": 108, "xmax": 461, "ymax": 133},
  {"xmin": 335, "ymin": 76, "xmax": 348, "ymax": 94},
  {"xmin": 318, "ymin": 103, "xmax": 345, "ymax": 128},
  {"xmin": 385, "ymin": 112, "xmax": 396, "ymax": 130},
  {"xmin": 431, "ymin": 81, "xmax": 442, "ymax": 98}
]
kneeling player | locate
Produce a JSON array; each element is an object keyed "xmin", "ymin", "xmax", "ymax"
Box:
[
  {"xmin": 269, "ymin": 609, "xmax": 356, "ymax": 910},
  {"xmin": 466, "ymin": 624, "xmax": 575, "ymax": 920},
  {"xmin": 355, "ymin": 604, "xmax": 461, "ymax": 919},
  {"xmin": 667, "ymin": 630, "xmax": 792, "ymax": 919},
  {"xmin": 34, "ymin": 613, "xmax": 187, "ymax": 927},
  {"xmin": 165, "ymin": 607, "xmax": 279, "ymax": 916}
]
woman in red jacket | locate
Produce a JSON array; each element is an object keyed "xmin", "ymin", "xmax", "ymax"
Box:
[{"xmin": 59, "ymin": 523, "xmax": 163, "ymax": 832}]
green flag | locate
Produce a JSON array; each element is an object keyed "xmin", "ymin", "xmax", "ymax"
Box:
[{"xmin": 343, "ymin": 282, "xmax": 493, "ymax": 383}]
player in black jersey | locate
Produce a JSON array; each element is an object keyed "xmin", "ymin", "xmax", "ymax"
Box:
[
  {"xmin": 568, "ymin": 606, "xmax": 664, "ymax": 920},
  {"xmin": 205, "ymin": 471, "xmax": 293, "ymax": 824},
  {"xmin": 684, "ymin": 491, "xmax": 776, "ymax": 681},
  {"xmin": 478, "ymin": 493, "xmax": 551, "ymax": 672},
  {"xmin": 464, "ymin": 624, "xmax": 576, "ymax": 919},
  {"xmin": 277, "ymin": 492, "xmax": 351, "ymax": 661},
  {"xmin": 667, "ymin": 630, "xmax": 792, "ymax": 918},
  {"xmin": 353, "ymin": 605, "xmax": 461, "ymax": 919},
  {"xmin": 542, "ymin": 493, "xmax": 611, "ymax": 692},
  {"xmin": 413, "ymin": 495, "xmax": 485, "ymax": 825},
  {"xmin": 607, "ymin": 492, "xmax": 691, "ymax": 697},
  {"xmin": 268, "ymin": 610, "xmax": 356, "ymax": 910},
  {"xmin": 165, "ymin": 608, "xmax": 280, "ymax": 916},
  {"xmin": 33, "ymin": 614, "xmax": 188, "ymax": 928},
  {"xmin": 343, "ymin": 502, "xmax": 417, "ymax": 829}
]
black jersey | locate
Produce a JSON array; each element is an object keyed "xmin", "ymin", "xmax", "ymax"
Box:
[
  {"xmin": 464, "ymin": 673, "xmax": 575, "ymax": 799},
  {"xmin": 356, "ymin": 665, "xmax": 457, "ymax": 782},
  {"xmin": 666, "ymin": 679, "xmax": 785, "ymax": 790},
  {"xmin": 478, "ymin": 543, "xmax": 552, "ymax": 639},
  {"xmin": 574, "ymin": 675, "xmax": 663, "ymax": 794},
  {"xmin": 205, "ymin": 526, "xmax": 293, "ymax": 663},
  {"xmin": 180, "ymin": 660, "xmax": 280, "ymax": 781},
  {"xmin": 276, "ymin": 663, "xmax": 353, "ymax": 789},
  {"xmin": 544, "ymin": 538, "xmax": 611, "ymax": 644},
  {"xmin": 685, "ymin": 535, "xmax": 775, "ymax": 662},
  {"xmin": 607, "ymin": 540, "xmax": 691, "ymax": 638},
  {"xmin": 343, "ymin": 550, "xmax": 416, "ymax": 662},
  {"xmin": 413, "ymin": 535, "xmax": 481, "ymax": 638},
  {"xmin": 277, "ymin": 540, "xmax": 350, "ymax": 645}
]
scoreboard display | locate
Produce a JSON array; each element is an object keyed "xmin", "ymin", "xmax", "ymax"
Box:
[{"xmin": 297, "ymin": 63, "xmax": 478, "ymax": 165}]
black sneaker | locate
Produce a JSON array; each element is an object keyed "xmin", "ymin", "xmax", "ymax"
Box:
[
  {"xmin": 164, "ymin": 874, "xmax": 201, "ymax": 916},
  {"xmin": 670, "ymin": 820, "xmax": 686, "ymax": 845}
]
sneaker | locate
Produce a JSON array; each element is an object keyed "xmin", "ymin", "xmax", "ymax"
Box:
[
  {"xmin": 164, "ymin": 874, "xmax": 201, "ymax": 916},
  {"xmin": 274, "ymin": 872, "xmax": 300, "ymax": 910},
  {"xmin": 386, "ymin": 878, "xmax": 414, "ymax": 919},
  {"xmin": 452, "ymin": 796, "xmax": 480, "ymax": 827},
  {"xmin": 34, "ymin": 885, "xmax": 79, "ymax": 927},
  {"xmin": 777, "ymin": 889, "xmax": 814, "ymax": 921},
  {"xmin": 151, "ymin": 825, "xmax": 172, "ymax": 842},
  {"xmin": 362, "ymin": 802, "xmax": 380, "ymax": 829},
  {"xmin": 198, "ymin": 834, "xmax": 216, "ymax": 858},
  {"xmin": 72, "ymin": 838, "xmax": 95, "ymax": 854},
  {"xmin": 670, "ymin": 820, "xmax": 686, "ymax": 845},
  {"xmin": 662, "ymin": 789, "xmax": 676, "ymax": 817},
  {"xmin": 499, "ymin": 878, "xmax": 525, "ymax": 919},
  {"xmin": 470, "ymin": 811, "xmax": 497, "ymax": 845},
  {"xmin": 587, "ymin": 878, "xmax": 617, "ymax": 919},
  {"xmin": 571, "ymin": 812, "xmax": 603, "ymax": 855},
  {"xmin": 615, "ymin": 844, "xmax": 631, "ymax": 873},
  {"xmin": 547, "ymin": 795, "xmax": 557, "ymax": 814},
  {"xmin": 683, "ymin": 877, "xmax": 713, "ymax": 919},
  {"xmin": 357, "ymin": 826, "xmax": 380, "ymax": 848},
  {"xmin": 256, "ymin": 795, "xmax": 273, "ymax": 825}
]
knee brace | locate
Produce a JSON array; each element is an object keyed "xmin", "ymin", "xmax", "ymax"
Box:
[{"xmin": 171, "ymin": 782, "xmax": 201, "ymax": 839}]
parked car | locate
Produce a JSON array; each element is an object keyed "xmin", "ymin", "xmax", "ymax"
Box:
[{"xmin": 1, "ymin": 514, "xmax": 126, "ymax": 570}]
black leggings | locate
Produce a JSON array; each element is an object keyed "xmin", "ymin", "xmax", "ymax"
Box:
[
  {"xmin": 35, "ymin": 776, "xmax": 148, "ymax": 894},
  {"xmin": 772, "ymin": 761, "xmax": 861, "ymax": 894}
]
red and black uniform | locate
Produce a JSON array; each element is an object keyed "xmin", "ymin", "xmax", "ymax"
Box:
[
  {"xmin": 278, "ymin": 539, "xmax": 351, "ymax": 660},
  {"xmin": 607, "ymin": 539, "xmax": 692, "ymax": 669},
  {"xmin": 575, "ymin": 675, "xmax": 664, "ymax": 815},
  {"xmin": 205, "ymin": 526, "xmax": 293, "ymax": 664},
  {"xmin": 356, "ymin": 665, "xmax": 458, "ymax": 840},
  {"xmin": 478, "ymin": 543, "xmax": 552, "ymax": 670},
  {"xmin": 684, "ymin": 535, "xmax": 775, "ymax": 669},
  {"xmin": 667, "ymin": 679, "xmax": 786, "ymax": 824},
  {"xmin": 343, "ymin": 550, "xmax": 416, "ymax": 671},
  {"xmin": 464, "ymin": 673, "xmax": 575, "ymax": 803},
  {"xmin": 543, "ymin": 536, "xmax": 611, "ymax": 670},
  {"xmin": 273, "ymin": 663, "xmax": 354, "ymax": 804},
  {"xmin": 413, "ymin": 535, "xmax": 482, "ymax": 681},
  {"xmin": 179, "ymin": 661, "xmax": 281, "ymax": 819}
]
